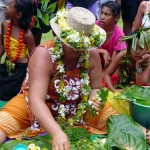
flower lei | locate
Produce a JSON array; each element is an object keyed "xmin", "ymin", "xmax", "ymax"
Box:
[
  {"xmin": 50, "ymin": 38, "xmax": 92, "ymax": 126},
  {"xmin": 55, "ymin": 9, "xmax": 106, "ymax": 50}
]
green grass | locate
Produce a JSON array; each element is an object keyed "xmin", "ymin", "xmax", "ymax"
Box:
[{"xmin": 41, "ymin": 30, "xmax": 53, "ymax": 43}]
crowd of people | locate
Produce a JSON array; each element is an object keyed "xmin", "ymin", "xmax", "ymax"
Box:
[{"xmin": 0, "ymin": 0, "xmax": 150, "ymax": 149}]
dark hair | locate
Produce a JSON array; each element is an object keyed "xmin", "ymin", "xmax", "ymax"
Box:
[
  {"xmin": 101, "ymin": 1, "xmax": 120, "ymax": 18},
  {"xmin": 15, "ymin": 0, "xmax": 33, "ymax": 30}
]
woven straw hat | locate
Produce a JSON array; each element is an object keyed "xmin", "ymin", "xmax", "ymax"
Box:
[{"xmin": 50, "ymin": 7, "xmax": 106, "ymax": 50}]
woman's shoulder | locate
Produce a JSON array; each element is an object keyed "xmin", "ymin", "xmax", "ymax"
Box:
[{"xmin": 30, "ymin": 40, "xmax": 54, "ymax": 57}]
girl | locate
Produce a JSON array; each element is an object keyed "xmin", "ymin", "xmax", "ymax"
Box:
[
  {"xmin": 96, "ymin": 1, "xmax": 126, "ymax": 68},
  {"xmin": 0, "ymin": 0, "xmax": 35, "ymax": 100},
  {"xmin": 104, "ymin": 29, "xmax": 150, "ymax": 92}
]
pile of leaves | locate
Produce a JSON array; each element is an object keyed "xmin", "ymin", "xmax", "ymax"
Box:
[
  {"xmin": 0, "ymin": 128, "xmax": 106, "ymax": 150},
  {"xmin": 1, "ymin": 115, "xmax": 148, "ymax": 150},
  {"xmin": 114, "ymin": 85, "xmax": 150, "ymax": 106}
]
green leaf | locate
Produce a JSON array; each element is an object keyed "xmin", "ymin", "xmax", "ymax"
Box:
[
  {"xmin": 139, "ymin": 31, "xmax": 145, "ymax": 49},
  {"xmin": 41, "ymin": 2, "xmax": 48, "ymax": 12},
  {"xmin": 36, "ymin": 8, "xmax": 43, "ymax": 19},
  {"xmin": 47, "ymin": 2, "xmax": 57, "ymax": 13},
  {"xmin": 42, "ymin": 13, "xmax": 50, "ymax": 26},
  {"xmin": 34, "ymin": 16, "xmax": 40, "ymax": 29},
  {"xmin": 132, "ymin": 34, "xmax": 138, "ymax": 52},
  {"xmin": 97, "ymin": 87, "xmax": 109, "ymax": 102},
  {"xmin": 39, "ymin": 0, "xmax": 49, "ymax": 2},
  {"xmin": 106, "ymin": 115, "xmax": 147, "ymax": 150}
]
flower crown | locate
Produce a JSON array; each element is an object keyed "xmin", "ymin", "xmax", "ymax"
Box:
[
  {"xmin": 121, "ymin": 27, "xmax": 150, "ymax": 53},
  {"xmin": 52, "ymin": 8, "xmax": 106, "ymax": 50}
]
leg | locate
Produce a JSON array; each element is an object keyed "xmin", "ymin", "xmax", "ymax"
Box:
[
  {"xmin": 0, "ymin": 130, "xmax": 6, "ymax": 144},
  {"xmin": 122, "ymin": 19, "xmax": 133, "ymax": 36}
]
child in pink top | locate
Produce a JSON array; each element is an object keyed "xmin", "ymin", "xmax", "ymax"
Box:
[{"xmin": 96, "ymin": 1, "xmax": 126, "ymax": 68}]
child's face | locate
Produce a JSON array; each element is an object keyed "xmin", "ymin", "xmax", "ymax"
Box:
[
  {"xmin": 6, "ymin": 0, "xmax": 17, "ymax": 18},
  {"xmin": 130, "ymin": 41, "xmax": 149, "ymax": 61},
  {"xmin": 99, "ymin": 6, "xmax": 117, "ymax": 28}
]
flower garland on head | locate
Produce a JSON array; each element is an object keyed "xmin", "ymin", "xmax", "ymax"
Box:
[
  {"xmin": 49, "ymin": 37, "xmax": 93, "ymax": 127},
  {"xmin": 55, "ymin": 9, "xmax": 106, "ymax": 50}
]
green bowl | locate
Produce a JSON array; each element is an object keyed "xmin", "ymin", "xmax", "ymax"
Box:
[{"xmin": 129, "ymin": 100, "xmax": 150, "ymax": 129}]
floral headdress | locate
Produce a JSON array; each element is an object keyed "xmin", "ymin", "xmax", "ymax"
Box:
[
  {"xmin": 50, "ymin": 7, "xmax": 106, "ymax": 50},
  {"xmin": 121, "ymin": 27, "xmax": 150, "ymax": 55}
]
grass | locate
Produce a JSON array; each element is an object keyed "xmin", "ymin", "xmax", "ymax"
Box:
[{"xmin": 41, "ymin": 18, "xmax": 123, "ymax": 42}]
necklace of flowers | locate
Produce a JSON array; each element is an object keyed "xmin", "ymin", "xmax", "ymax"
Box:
[
  {"xmin": 5, "ymin": 21, "xmax": 25, "ymax": 75},
  {"xmin": 50, "ymin": 38, "xmax": 93, "ymax": 126}
]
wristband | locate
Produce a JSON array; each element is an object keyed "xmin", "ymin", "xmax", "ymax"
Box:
[{"xmin": 136, "ymin": 67, "xmax": 143, "ymax": 74}]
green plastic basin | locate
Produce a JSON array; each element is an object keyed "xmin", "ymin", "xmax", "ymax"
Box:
[{"xmin": 130, "ymin": 100, "xmax": 150, "ymax": 129}]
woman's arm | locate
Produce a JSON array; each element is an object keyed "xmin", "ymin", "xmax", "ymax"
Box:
[
  {"xmin": 89, "ymin": 49, "xmax": 102, "ymax": 90},
  {"xmin": 28, "ymin": 46, "xmax": 70, "ymax": 150},
  {"xmin": 132, "ymin": 1, "xmax": 146, "ymax": 32},
  {"xmin": 136, "ymin": 54, "xmax": 150, "ymax": 85},
  {"xmin": 88, "ymin": 50, "xmax": 103, "ymax": 110},
  {"xmin": 24, "ymin": 29, "xmax": 35, "ymax": 55},
  {"xmin": 97, "ymin": 48, "xmax": 111, "ymax": 68},
  {"xmin": 104, "ymin": 51, "xmax": 126, "ymax": 92}
]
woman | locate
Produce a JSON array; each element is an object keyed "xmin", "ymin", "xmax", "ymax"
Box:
[
  {"xmin": 132, "ymin": 0, "xmax": 150, "ymax": 32},
  {"xmin": 96, "ymin": 1, "xmax": 126, "ymax": 68},
  {"xmin": 104, "ymin": 29, "xmax": 150, "ymax": 92},
  {"xmin": 0, "ymin": 7, "xmax": 106, "ymax": 149}
]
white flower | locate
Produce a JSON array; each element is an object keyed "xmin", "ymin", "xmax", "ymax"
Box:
[
  {"xmin": 65, "ymin": 78, "xmax": 81, "ymax": 100},
  {"xmin": 88, "ymin": 100, "xmax": 93, "ymax": 105},
  {"xmin": 83, "ymin": 36, "xmax": 91, "ymax": 48},
  {"xmin": 67, "ymin": 32, "xmax": 80, "ymax": 43},
  {"xmin": 58, "ymin": 104, "xmax": 66, "ymax": 117},
  {"xmin": 56, "ymin": 9, "xmax": 68, "ymax": 19},
  {"xmin": 28, "ymin": 144, "xmax": 36, "ymax": 149},
  {"xmin": 57, "ymin": 64, "xmax": 65, "ymax": 73}
]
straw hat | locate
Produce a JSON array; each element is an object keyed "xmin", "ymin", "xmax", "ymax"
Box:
[{"xmin": 50, "ymin": 7, "xmax": 106, "ymax": 50}]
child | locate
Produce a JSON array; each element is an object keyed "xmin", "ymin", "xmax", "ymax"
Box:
[
  {"xmin": 96, "ymin": 1, "xmax": 126, "ymax": 68},
  {"xmin": 104, "ymin": 29, "xmax": 150, "ymax": 92},
  {"xmin": 0, "ymin": 0, "xmax": 35, "ymax": 100}
]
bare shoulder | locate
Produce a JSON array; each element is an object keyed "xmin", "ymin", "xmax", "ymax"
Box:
[
  {"xmin": 1, "ymin": 20, "xmax": 9, "ymax": 31},
  {"xmin": 140, "ymin": 1, "xmax": 147, "ymax": 10},
  {"xmin": 31, "ymin": 46, "xmax": 51, "ymax": 60}
]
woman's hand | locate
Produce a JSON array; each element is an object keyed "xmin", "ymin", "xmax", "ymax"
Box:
[
  {"xmin": 92, "ymin": 100, "xmax": 103, "ymax": 112},
  {"xmin": 89, "ymin": 89, "xmax": 103, "ymax": 112},
  {"xmin": 103, "ymin": 51, "xmax": 111, "ymax": 68},
  {"xmin": 52, "ymin": 131, "xmax": 70, "ymax": 150},
  {"xmin": 137, "ymin": 54, "xmax": 150, "ymax": 65}
]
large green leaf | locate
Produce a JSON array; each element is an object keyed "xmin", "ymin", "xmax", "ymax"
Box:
[
  {"xmin": 106, "ymin": 115, "xmax": 147, "ymax": 150},
  {"xmin": 47, "ymin": 2, "xmax": 57, "ymax": 13},
  {"xmin": 114, "ymin": 85, "xmax": 150, "ymax": 106}
]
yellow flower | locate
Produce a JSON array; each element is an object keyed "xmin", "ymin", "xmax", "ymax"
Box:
[{"xmin": 58, "ymin": 18, "xmax": 69, "ymax": 29}]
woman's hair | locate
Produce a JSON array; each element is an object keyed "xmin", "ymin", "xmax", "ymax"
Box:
[
  {"xmin": 15, "ymin": 0, "xmax": 33, "ymax": 30},
  {"xmin": 101, "ymin": 1, "xmax": 120, "ymax": 18}
]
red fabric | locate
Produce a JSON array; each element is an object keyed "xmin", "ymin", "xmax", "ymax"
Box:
[{"xmin": 102, "ymin": 74, "xmax": 120, "ymax": 87}]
